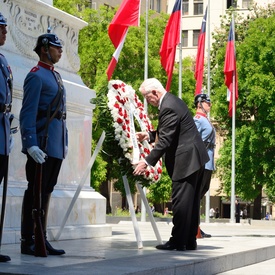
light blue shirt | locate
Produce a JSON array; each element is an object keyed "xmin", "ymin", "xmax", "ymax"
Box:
[{"xmin": 194, "ymin": 112, "xmax": 215, "ymax": 171}]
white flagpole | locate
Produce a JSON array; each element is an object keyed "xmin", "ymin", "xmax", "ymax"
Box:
[
  {"xmin": 178, "ymin": 0, "xmax": 183, "ymax": 98},
  {"xmin": 141, "ymin": 0, "xmax": 149, "ymax": 222},
  {"xmin": 230, "ymin": 15, "xmax": 236, "ymax": 223},
  {"xmin": 205, "ymin": 0, "xmax": 211, "ymax": 224}
]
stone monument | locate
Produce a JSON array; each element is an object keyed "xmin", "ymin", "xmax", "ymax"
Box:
[{"xmin": 0, "ymin": 0, "xmax": 111, "ymax": 244}]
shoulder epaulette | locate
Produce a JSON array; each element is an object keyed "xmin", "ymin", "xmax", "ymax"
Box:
[{"xmin": 30, "ymin": 66, "xmax": 40, "ymax": 72}]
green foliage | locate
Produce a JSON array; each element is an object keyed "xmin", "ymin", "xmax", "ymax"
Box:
[{"xmin": 211, "ymin": 4, "xmax": 275, "ymax": 205}]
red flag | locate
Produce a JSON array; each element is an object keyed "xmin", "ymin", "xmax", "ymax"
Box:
[
  {"xmin": 194, "ymin": 7, "xmax": 207, "ymax": 95},
  {"xmin": 160, "ymin": 0, "xmax": 182, "ymax": 91},
  {"xmin": 106, "ymin": 0, "xmax": 140, "ymax": 80},
  {"xmin": 224, "ymin": 19, "xmax": 238, "ymax": 117}
]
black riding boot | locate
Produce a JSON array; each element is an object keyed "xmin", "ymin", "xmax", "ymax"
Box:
[
  {"xmin": 42, "ymin": 194, "xmax": 65, "ymax": 255},
  {"xmin": 21, "ymin": 190, "xmax": 35, "ymax": 255}
]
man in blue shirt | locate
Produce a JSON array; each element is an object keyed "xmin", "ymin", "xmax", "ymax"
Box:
[
  {"xmin": 20, "ymin": 30, "xmax": 67, "ymax": 256},
  {"xmin": 0, "ymin": 12, "xmax": 13, "ymax": 262}
]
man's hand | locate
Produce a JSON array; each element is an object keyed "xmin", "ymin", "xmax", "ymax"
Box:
[
  {"xmin": 133, "ymin": 160, "xmax": 148, "ymax": 176},
  {"xmin": 136, "ymin": 132, "xmax": 149, "ymax": 142},
  {"xmin": 27, "ymin": 146, "xmax": 47, "ymax": 164}
]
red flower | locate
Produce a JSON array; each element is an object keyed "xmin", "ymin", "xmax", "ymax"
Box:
[
  {"xmin": 114, "ymin": 103, "xmax": 120, "ymax": 109},
  {"xmin": 117, "ymin": 117, "xmax": 123, "ymax": 124},
  {"xmin": 113, "ymin": 84, "xmax": 119, "ymax": 90},
  {"xmin": 154, "ymin": 175, "xmax": 159, "ymax": 181}
]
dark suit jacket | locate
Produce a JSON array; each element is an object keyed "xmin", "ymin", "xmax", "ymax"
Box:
[{"xmin": 146, "ymin": 92, "xmax": 209, "ymax": 181}]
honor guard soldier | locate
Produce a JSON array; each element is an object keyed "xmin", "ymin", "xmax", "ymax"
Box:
[
  {"xmin": 194, "ymin": 93, "xmax": 216, "ymax": 238},
  {"xmin": 0, "ymin": 12, "xmax": 13, "ymax": 262},
  {"xmin": 19, "ymin": 29, "xmax": 67, "ymax": 256}
]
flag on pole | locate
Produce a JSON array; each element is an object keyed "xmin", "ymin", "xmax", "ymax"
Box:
[
  {"xmin": 194, "ymin": 7, "xmax": 207, "ymax": 95},
  {"xmin": 224, "ymin": 19, "xmax": 238, "ymax": 117},
  {"xmin": 106, "ymin": 0, "xmax": 140, "ymax": 80},
  {"xmin": 159, "ymin": 0, "xmax": 182, "ymax": 91}
]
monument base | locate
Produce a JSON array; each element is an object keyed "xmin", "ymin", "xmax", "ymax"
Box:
[{"xmin": 0, "ymin": 185, "xmax": 112, "ymax": 244}]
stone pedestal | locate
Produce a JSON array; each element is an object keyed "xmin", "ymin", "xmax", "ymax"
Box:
[{"xmin": 0, "ymin": 0, "xmax": 111, "ymax": 244}]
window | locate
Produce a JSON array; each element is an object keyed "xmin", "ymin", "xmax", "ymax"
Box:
[
  {"xmin": 150, "ymin": 0, "xmax": 154, "ymax": 10},
  {"xmin": 193, "ymin": 30, "xmax": 200, "ymax": 47},
  {"xmin": 156, "ymin": 0, "xmax": 161, "ymax": 13},
  {"xmin": 182, "ymin": 31, "xmax": 188, "ymax": 47},
  {"xmin": 194, "ymin": 0, "xmax": 203, "ymax": 15},
  {"xmin": 242, "ymin": 0, "xmax": 252, "ymax": 9},
  {"xmin": 182, "ymin": 0, "xmax": 189, "ymax": 15},
  {"xmin": 227, "ymin": 0, "xmax": 237, "ymax": 9}
]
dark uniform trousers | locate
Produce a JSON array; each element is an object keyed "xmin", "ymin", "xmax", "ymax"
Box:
[
  {"xmin": 200, "ymin": 169, "xmax": 213, "ymax": 200},
  {"xmin": 21, "ymin": 154, "xmax": 62, "ymax": 241},
  {"xmin": 0, "ymin": 155, "xmax": 8, "ymax": 183},
  {"xmin": 169, "ymin": 166, "xmax": 205, "ymax": 248}
]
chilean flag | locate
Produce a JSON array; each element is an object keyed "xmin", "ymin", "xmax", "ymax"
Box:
[
  {"xmin": 159, "ymin": 0, "xmax": 182, "ymax": 91},
  {"xmin": 106, "ymin": 0, "xmax": 140, "ymax": 80},
  {"xmin": 224, "ymin": 19, "xmax": 238, "ymax": 117},
  {"xmin": 194, "ymin": 7, "xmax": 207, "ymax": 95}
]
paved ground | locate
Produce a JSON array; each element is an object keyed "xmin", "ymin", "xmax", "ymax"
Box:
[{"xmin": 0, "ymin": 221, "xmax": 274, "ymax": 274}]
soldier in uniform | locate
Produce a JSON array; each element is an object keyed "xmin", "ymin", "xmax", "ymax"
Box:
[
  {"xmin": 19, "ymin": 30, "xmax": 67, "ymax": 256},
  {"xmin": 194, "ymin": 93, "xmax": 216, "ymax": 238},
  {"xmin": 0, "ymin": 12, "xmax": 13, "ymax": 262}
]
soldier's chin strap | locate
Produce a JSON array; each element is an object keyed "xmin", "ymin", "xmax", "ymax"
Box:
[
  {"xmin": 46, "ymin": 51, "xmax": 53, "ymax": 63},
  {"xmin": 199, "ymin": 101, "xmax": 207, "ymax": 115}
]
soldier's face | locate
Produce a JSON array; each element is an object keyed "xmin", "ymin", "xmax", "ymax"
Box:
[
  {"xmin": 48, "ymin": 45, "xmax": 63, "ymax": 64},
  {"xmin": 0, "ymin": 25, "xmax": 7, "ymax": 46}
]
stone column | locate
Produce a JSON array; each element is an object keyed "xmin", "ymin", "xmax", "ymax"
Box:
[{"xmin": 0, "ymin": 0, "xmax": 111, "ymax": 244}]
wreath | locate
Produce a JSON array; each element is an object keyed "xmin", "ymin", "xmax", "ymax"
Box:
[{"xmin": 107, "ymin": 80, "xmax": 162, "ymax": 182}]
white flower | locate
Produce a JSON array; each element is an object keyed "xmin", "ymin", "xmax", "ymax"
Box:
[{"xmin": 107, "ymin": 80, "xmax": 162, "ymax": 182}]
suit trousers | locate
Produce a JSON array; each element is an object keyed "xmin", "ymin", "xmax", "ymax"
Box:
[{"xmin": 169, "ymin": 166, "xmax": 204, "ymax": 248}]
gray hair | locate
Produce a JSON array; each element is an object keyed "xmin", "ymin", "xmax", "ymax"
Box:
[{"xmin": 139, "ymin": 78, "xmax": 166, "ymax": 94}]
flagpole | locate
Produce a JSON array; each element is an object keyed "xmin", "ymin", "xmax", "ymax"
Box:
[
  {"xmin": 230, "ymin": 15, "xmax": 236, "ymax": 223},
  {"xmin": 178, "ymin": 0, "xmax": 183, "ymax": 98},
  {"xmin": 141, "ymin": 0, "xmax": 149, "ymax": 222},
  {"xmin": 205, "ymin": 0, "xmax": 211, "ymax": 224}
]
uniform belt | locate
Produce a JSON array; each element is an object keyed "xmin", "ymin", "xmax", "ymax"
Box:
[
  {"xmin": 204, "ymin": 142, "xmax": 215, "ymax": 150},
  {"xmin": 0, "ymin": 103, "xmax": 11, "ymax": 113},
  {"xmin": 37, "ymin": 110, "xmax": 66, "ymax": 120}
]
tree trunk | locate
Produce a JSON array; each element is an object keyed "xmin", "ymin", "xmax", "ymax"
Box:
[{"xmin": 252, "ymin": 185, "xmax": 262, "ymax": 220}]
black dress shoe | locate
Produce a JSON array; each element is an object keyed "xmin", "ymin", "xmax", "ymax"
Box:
[
  {"xmin": 0, "ymin": 254, "xmax": 11, "ymax": 262},
  {"xmin": 156, "ymin": 241, "xmax": 185, "ymax": 251},
  {"xmin": 200, "ymin": 229, "xmax": 211, "ymax": 238},
  {"xmin": 45, "ymin": 240, "xmax": 65, "ymax": 255},
  {"xmin": 186, "ymin": 240, "xmax": 197, "ymax": 250}
]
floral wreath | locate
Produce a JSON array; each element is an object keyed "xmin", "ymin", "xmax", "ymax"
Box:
[{"xmin": 107, "ymin": 80, "xmax": 162, "ymax": 182}]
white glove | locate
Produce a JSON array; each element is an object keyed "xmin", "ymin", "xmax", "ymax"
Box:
[
  {"xmin": 9, "ymin": 135, "xmax": 14, "ymax": 153},
  {"xmin": 27, "ymin": 146, "xmax": 47, "ymax": 164}
]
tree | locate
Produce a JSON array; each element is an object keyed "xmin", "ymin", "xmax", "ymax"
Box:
[
  {"xmin": 53, "ymin": 2, "xmax": 200, "ymax": 213},
  {"xmin": 210, "ymin": 4, "xmax": 275, "ymax": 219}
]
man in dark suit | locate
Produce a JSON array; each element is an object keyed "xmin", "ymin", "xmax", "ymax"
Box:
[{"xmin": 133, "ymin": 78, "xmax": 209, "ymax": 251}]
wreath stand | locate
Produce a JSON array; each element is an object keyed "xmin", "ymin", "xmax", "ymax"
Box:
[
  {"xmin": 55, "ymin": 131, "xmax": 163, "ymax": 249},
  {"xmin": 122, "ymin": 175, "xmax": 163, "ymax": 249}
]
